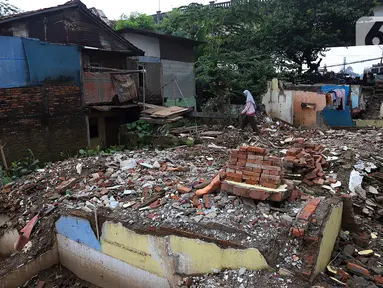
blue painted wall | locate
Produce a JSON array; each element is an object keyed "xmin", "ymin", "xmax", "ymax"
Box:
[
  {"xmin": 0, "ymin": 37, "xmax": 29, "ymax": 88},
  {"xmin": 321, "ymin": 85, "xmax": 355, "ymax": 127},
  {"xmin": 56, "ymin": 216, "xmax": 101, "ymax": 251},
  {"xmin": 0, "ymin": 36, "xmax": 81, "ymax": 88}
]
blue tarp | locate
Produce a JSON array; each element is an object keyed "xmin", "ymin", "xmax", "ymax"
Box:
[
  {"xmin": 0, "ymin": 36, "xmax": 81, "ymax": 88},
  {"xmin": 22, "ymin": 38, "xmax": 80, "ymax": 85},
  {"xmin": 0, "ymin": 37, "xmax": 29, "ymax": 88},
  {"xmin": 321, "ymin": 85, "xmax": 355, "ymax": 127}
]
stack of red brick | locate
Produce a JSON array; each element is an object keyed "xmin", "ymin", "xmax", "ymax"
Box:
[
  {"xmin": 225, "ymin": 146, "xmax": 283, "ymax": 189},
  {"xmin": 283, "ymin": 143, "xmax": 329, "ymax": 186}
]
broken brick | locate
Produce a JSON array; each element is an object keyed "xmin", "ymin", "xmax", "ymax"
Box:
[
  {"xmin": 221, "ymin": 181, "xmax": 233, "ymax": 193},
  {"xmin": 287, "ymin": 148, "xmax": 301, "ymax": 156},
  {"xmin": 248, "ymin": 154, "xmax": 264, "ymax": 160},
  {"xmin": 149, "ymin": 199, "xmax": 162, "ymax": 209},
  {"xmin": 239, "ymin": 146, "xmax": 248, "ymax": 151},
  {"xmin": 374, "ymin": 275, "xmax": 383, "ymax": 285},
  {"xmin": 261, "ymin": 182, "xmax": 279, "ymax": 189},
  {"xmin": 57, "ymin": 178, "xmax": 77, "ymax": 194},
  {"xmin": 312, "ymin": 178, "xmax": 325, "ymax": 185},
  {"xmin": 328, "ymin": 178, "xmax": 337, "ymax": 184},
  {"xmin": 303, "ymin": 179, "xmax": 314, "ymax": 186},
  {"xmin": 304, "ymin": 173, "xmax": 317, "ymax": 180},
  {"xmin": 346, "ymin": 262, "xmax": 370, "ymax": 277},
  {"xmin": 291, "ymin": 227, "xmax": 305, "ymax": 237},
  {"xmin": 249, "ymin": 189, "xmax": 270, "ymax": 200},
  {"xmin": 247, "ymin": 146, "xmax": 266, "ymax": 154},
  {"xmin": 298, "ymin": 198, "xmax": 321, "ymax": 220},
  {"xmin": 233, "ymin": 186, "xmax": 249, "ymax": 197},
  {"xmin": 284, "ymin": 156, "xmax": 296, "ymax": 163},
  {"xmin": 246, "ymin": 179, "xmax": 259, "ymax": 185}
]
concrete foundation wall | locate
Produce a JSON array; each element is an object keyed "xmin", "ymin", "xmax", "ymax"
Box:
[
  {"xmin": 55, "ymin": 216, "xmax": 269, "ymax": 287},
  {"xmin": 1, "ymin": 245, "xmax": 59, "ymax": 288},
  {"xmin": 57, "ymin": 234, "xmax": 169, "ymax": 288}
]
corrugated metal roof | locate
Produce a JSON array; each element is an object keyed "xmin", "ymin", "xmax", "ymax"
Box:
[{"xmin": 0, "ymin": 0, "xmax": 144, "ymax": 55}]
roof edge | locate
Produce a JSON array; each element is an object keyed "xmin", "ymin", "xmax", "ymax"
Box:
[{"xmin": 116, "ymin": 27, "xmax": 204, "ymax": 46}]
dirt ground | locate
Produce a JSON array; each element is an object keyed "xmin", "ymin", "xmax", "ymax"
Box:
[{"xmin": 22, "ymin": 264, "xmax": 99, "ymax": 288}]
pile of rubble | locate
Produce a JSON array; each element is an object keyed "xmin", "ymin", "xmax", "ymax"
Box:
[{"xmin": 0, "ymin": 121, "xmax": 383, "ymax": 287}]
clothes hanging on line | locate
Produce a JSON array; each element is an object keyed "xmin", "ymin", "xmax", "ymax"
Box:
[{"xmin": 326, "ymin": 89, "xmax": 346, "ymax": 110}]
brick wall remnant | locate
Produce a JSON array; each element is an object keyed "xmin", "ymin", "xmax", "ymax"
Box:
[{"xmin": 0, "ymin": 85, "xmax": 88, "ymax": 163}]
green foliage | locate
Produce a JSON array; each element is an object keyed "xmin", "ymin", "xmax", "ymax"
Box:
[
  {"xmin": 78, "ymin": 148, "xmax": 99, "ymax": 158},
  {"xmin": 0, "ymin": 165, "xmax": 11, "ymax": 186},
  {"xmin": 9, "ymin": 149, "xmax": 40, "ymax": 178},
  {"xmin": 103, "ymin": 145, "xmax": 125, "ymax": 154},
  {"xmin": 115, "ymin": 12, "xmax": 157, "ymax": 31},
  {"xmin": 77, "ymin": 145, "xmax": 126, "ymax": 158},
  {"xmin": 116, "ymin": 0, "xmax": 376, "ymax": 106},
  {"xmin": 259, "ymin": 0, "xmax": 376, "ymax": 73},
  {"xmin": 0, "ymin": 1, "xmax": 20, "ymax": 16},
  {"xmin": 126, "ymin": 120, "xmax": 152, "ymax": 138},
  {"xmin": 0, "ymin": 149, "xmax": 40, "ymax": 186}
]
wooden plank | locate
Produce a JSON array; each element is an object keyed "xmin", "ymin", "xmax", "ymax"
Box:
[
  {"xmin": 137, "ymin": 102, "xmax": 162, "ymax": 109},
  {"xmin": 150, "ymin": 106, "xmax": 190, "ymax": 118},
  {"xmin": 140, "ymin": 116, "xmax": 184, "ymax": 124},
  {"xmin": 143, "ymin": 107, "xmax": 167, "ymax": 115}
]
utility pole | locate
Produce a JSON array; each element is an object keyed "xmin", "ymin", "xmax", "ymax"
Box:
[{"xmin": 343, "ymin": 57, "xmax": 346, "ymax": 76}]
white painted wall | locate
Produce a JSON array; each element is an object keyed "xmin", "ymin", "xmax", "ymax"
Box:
[
  {"xmin": 262, "ymin": 79, "xmax": 294, "ymax": 124},
  {"xmin": 121, "ymin": 33, "xmax": 160, "ymax": 58},
  {"xmin": 162, "ymin": 59, "xmax": 195, "ymax": 100},
  {"xmin": 57, "ymin": 234, "xmax": 170, "ymax": 288}
]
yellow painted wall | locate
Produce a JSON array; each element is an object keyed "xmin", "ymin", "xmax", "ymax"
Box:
[
  {"xmin": 100, "ymin": 221, "xmax": 269, "ymax": 278},
  {"xmin": 354, "ymin": 119, "xmax": 383, "ymax": 128},
  {"xmin": 101, "ymin": 222, "xmax": 166, "ymax": 277},
  {"xmin": 312, "ymin": 202, "xmax": 343, "ymax": 280},
  {"xmin": 169, "ymin": 235, "xmax": 269, "ymax": 274}
]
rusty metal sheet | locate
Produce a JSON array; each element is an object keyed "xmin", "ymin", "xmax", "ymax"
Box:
[
  {"xmin": 112, "ymin": 74, "xmax": 137, "ymax": 102},
  {"xmin": 83, "ymin": 72, "xmax": 116, "ymax": 104}
]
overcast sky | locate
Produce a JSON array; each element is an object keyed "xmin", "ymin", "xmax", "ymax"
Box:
[{"xmin": 9, "ymin": 0, "xmax": 383, "ymax": 73}]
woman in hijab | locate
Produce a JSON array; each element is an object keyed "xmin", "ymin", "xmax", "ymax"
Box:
[{"xmin": 240, "ymin": 90, "xmax": 259, "ymax": 133}]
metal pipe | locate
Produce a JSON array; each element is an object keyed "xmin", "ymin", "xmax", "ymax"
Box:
[
  {"xmin": 143, "ymin": 66, "xmax": 146, "ymax": 111},
  {"xmin": 94, "ymin": 204, "xmax": 100, "ymax": 240}
]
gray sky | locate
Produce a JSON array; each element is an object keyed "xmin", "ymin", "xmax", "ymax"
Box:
[{"xmin": 9, "ymin": 0, "xmax": 382, "ymax": 73}]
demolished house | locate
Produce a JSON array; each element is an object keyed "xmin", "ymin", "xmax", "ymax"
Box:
[
  {"xmin": 0, "ymin": 0, "xmax": 144, "ymax": 160},
  {"xmin": 263, "ymin": 78, "xmax": 383, "ymax": 128},
  {"xmin": 1, "ymin": 2, "xmax": 383, "ymax": 288},
  {"xmin": 0, "ymin": 117, "xmax": 382, "ymax": 287}
]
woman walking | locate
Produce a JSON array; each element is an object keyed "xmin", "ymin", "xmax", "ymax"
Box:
[{"xmin": 240, "ymin": 90, "xmax": 259, "ymax": 133}]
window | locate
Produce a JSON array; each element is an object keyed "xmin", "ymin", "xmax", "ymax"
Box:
[{"xmin": 89, "ymin": 118, "xmax": 99, "ymax": 138}]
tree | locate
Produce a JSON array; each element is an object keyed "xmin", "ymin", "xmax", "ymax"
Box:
[
  {"xmin": 0, "ymin": 0, "xmax": 20, "ymax": 16},
  {"xmin": 259, "ymin": 0, "xmax": 376, "ymax": 74},
  {"xmin": 115, "ymin": 12, "xmax": 156, "ymax": 31}
]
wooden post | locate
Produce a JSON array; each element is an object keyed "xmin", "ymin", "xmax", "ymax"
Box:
[{"xmin": 0, "ymin": 141, "xmax": 8, "ymax": 170}]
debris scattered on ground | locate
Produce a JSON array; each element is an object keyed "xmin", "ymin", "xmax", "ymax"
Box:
[{"xmin": 0, "ymin": 117, "xmax": 382, "ymax": 287}]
